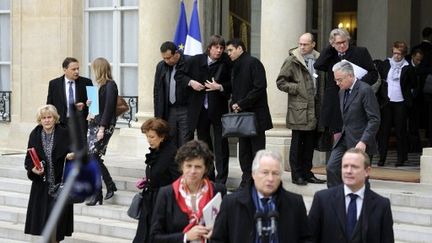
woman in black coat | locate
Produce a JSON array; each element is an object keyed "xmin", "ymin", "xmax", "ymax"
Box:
[
  {"xmin": 24, "ymin": 105, "xmax": 74, "ymax": 242},
  {"xmin": 132, "ymin": 118, "xmax": 180, "ymax": 243},
  {"xmin": 86, "ymin": 57, "xmax": 119, "ymax": 205},
  {"xmin": 150, "ymin": 140, "xmax": 226, "ymax": 243}
]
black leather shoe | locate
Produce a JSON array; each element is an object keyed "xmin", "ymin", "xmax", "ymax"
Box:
[
  {"xmin": 105, "ymin": 183, "xmax": 117, "ymax": 200},
  {"xmin": 86, "ymin": 191, "xmax": 103, "ymax": 206},
  {"xmin": 306, "ymin": 176, "xmax": 326, "ymax": 184},
  {"xmin": 292, "ymin": 178, "xmax": 307, "ymax": 185}
]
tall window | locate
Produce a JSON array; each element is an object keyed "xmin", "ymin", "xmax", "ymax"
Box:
[
  {"xmin": 84, "ymin": 0, "xmax": 138, "ymax": 96},
  {"xmin": 0, "ymin": 0, "xmax": 10, "ymax": 91}
]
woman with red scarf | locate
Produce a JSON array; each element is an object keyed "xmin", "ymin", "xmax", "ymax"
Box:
[{"xmin": 150, "ymin": 140, "xmax": 226, "ymax": 243}]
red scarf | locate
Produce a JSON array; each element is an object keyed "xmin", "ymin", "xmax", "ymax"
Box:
[{"xmin": 172, "ymin": 176, "xmax": 214, "ymax": 235}]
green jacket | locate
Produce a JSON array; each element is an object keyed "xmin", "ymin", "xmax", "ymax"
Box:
[{"xmin": 276, "ymin": 47, "xmax": 322, "ymax": 130}]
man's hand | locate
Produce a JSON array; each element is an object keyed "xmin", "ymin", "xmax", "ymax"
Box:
[
  {"xmin": 189, "ymin": 80, "xmax": 205, "ymax": 91},
  {"xmin": 205, "ymin": 78, "xmax": 222, "ymax": 91},
  {"xmin": 75, "ymin": 102, "xmax": 85, "ymax": 111},
  {"xmin": 355, "ymin": 141, "xmax": 367, "ymax": 152},
  {"xmin": 232, "ymin": 103, "xmax": 241, "ymax": 113}
]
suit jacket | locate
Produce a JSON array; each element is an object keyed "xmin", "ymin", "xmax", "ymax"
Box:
[
  {"xmin": 175, "ymin": 53, "xmax": 231, "ymax": 132},
  {"xmin": 336, "ymin": 80, "xmax": 380, "ymax": 155},
  {"xmin": 376, "ymin": 59, "xmax": 414, "ymax": 108},
  {"xmin": 231, "ymin": 52, "xmax": 273, "ymax": 132},
  {"xmin": 95, "ymin": 80, "xmax": 118, "ymax": 127},
  {"xmin": 47, "ymin": 75, "xmax": 92, "ymax": 126},
  {"xmin": 211, "ymin": 182, "xmax": 310, "ymax": 243},
  {"xmin": 314, "ymin": 45, "xmax": 378, "ymax": 132},
  {"xmin": 308, "ymin": 185, "xmax": 394, "ymax": 243},
  {"xmin": 153, "ymin": 54, "xmax": 189, "ymax": 120},
  {"xmin": 149, "ymin": 182, "xmax": 226, "ymax": 243}
]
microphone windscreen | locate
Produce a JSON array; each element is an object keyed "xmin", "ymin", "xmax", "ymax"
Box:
[
  {"xmin": 254, "ymin": 211, "xmax": 266, "ymax": 220},
  {"xmin": 63, "ymin": 155, "xmax": 102, "ymax": 202},
  {"xmin": 267, "ymin": 210, "xmax": 279, "ymax": 219}
]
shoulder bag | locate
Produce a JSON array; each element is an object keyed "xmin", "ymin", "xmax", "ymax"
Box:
[{"xmin": 116, "ymin": 96, "xmax": 129, "ymax": 116}]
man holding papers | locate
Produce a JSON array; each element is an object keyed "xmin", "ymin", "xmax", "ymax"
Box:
[
  {"xmin": 211, "ymin": 150, "xmax": 310, "ymax": 243},
  {"xmin": 314, "ymin": 28, "xmax": 378, "ymax": 136}
]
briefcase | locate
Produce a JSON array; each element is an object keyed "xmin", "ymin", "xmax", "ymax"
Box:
[{"xmin": 221, "ymin": 112, "xmax": 257, "ymax": 137}]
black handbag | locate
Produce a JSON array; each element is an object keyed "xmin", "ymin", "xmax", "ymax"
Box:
[
  {"xmin": 127, "ymin": 192, "xmax": 143, "ymax": 220},
  {"xmin": 221, "ymin": 112, "xmax": 257, "ymax": 137}
]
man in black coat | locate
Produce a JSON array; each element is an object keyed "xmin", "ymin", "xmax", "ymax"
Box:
[
  {"xmin": 47, "ymin": 57, "xmax": 92, "ymax": 141},
  {"xmin": 308, "ymin": 148, "xmax": 394, "ymax": 243},
  {"xmin": 211, "ymin": 150, "xmax": 310, "ymax": 243},
  {"xmin": 314, "ymin": 28, "xmax": 378, "ymax": 135},
  {"xmin": 226, "ymin": 39, "xmax": 273, "ymax": 188},
  {"xmin": 175, "ymin": 35, "xmax": 231, "ymax": 183},
  {"xmin": 154, "ymin": 41, "xmax": 189, "ymax": 148}
]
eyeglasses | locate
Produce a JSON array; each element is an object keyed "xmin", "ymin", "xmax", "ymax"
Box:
[
  {"xmin": 257, "ymin": 170, "xmax": 281, "ymax": 178},
  {"xmin": 334, "ymin": 40, "xmax": 348, "ymax": 46}
]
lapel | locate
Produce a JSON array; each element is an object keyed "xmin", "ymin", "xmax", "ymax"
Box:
[
  {"xmin": 331, "ymin": 186, "xmax": 349, "ymax": 241},
  {"xmin": 60, "ymin": 76, "xmax": 67, "ymax": 109},
  {"xmin": 164, "ymin": 65, "xmax": 171, "ymax": 96},
  {"xmin": 360, "ymin": 187, "xmax": 375, "ymax": 242},
  {"xmin": 341, "ymin": 80, "xmax": 360, "ymax": 113}
]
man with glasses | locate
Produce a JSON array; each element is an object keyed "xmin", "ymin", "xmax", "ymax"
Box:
[
  {"xmin": 314, "ymin": 28, "xmax": 378, "ymax": 143},
  {"xmin": 211, "ymin": 150, "xmax": 310, "ymax": 243},
  {"xmin": 325, "ymin": 61, "xmax": 380, "ymax": 188}
]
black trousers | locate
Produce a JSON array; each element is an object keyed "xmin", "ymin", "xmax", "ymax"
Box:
[
  {"xmin": 196, "ymin": 107, "xmax": 230, "ymax": 184},
  {"xmin": 378, "ymin": 101, "xmax": 408, "ymax": 163},
  {"xmin": 289, "ymin": 130, "xmax": 316, "ymax": 180},
  {"xmin": 167, "ymin": 106, "xmax": 189, "ymax": 148},
  {"xmin": 238, "ymin": 131, "xmax": 266, "ymax": 187}
]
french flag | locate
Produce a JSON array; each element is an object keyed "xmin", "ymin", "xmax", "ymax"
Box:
[{"xmin": 184, "ymin": 0, "xmax": 202, "ymax": 56}]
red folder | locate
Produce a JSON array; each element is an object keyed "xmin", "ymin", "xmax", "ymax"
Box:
[{"xmin": 27, "ymin": 148, "xmax": 43, "ymax": 170}]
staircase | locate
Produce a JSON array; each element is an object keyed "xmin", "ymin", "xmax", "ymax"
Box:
[{"xmin": 0, "ymin": 151, "xmax": 431, "ymax": 242}]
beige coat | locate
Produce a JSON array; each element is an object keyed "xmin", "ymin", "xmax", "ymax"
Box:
[{"xmin": 276, "ymin": 48, "xmax": 321, "ymax": 130}]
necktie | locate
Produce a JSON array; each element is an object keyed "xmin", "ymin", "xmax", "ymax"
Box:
[
  {"xmin": 343, "ymin": 89, "xmax": 351, "ymax": 108},
  {"xmin": 169, "ymin": 66, "xmax": 176, "ymax": 104},
  {"xmin": 346, "ymin": 193, "xmax": 358, "ymax": 238},
  {"xmin": 68, "ymin": 81, "xmax": 74, "ymax": 117},
  {"xmin": 260, "ymin": 198, "xmax": 270, "ymax": 229}
]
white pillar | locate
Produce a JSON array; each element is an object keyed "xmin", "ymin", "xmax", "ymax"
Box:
[{"xmin": 260, "ymin": 0, "xmax": 308, "ymax": 169}]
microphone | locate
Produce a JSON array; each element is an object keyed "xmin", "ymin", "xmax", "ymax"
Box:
[
  {"xmin": 268, "ymin": 210, "xmax": 279, "ymax": 235},
  {"xmin": 63, "ymin": 155, "xmax": 102, "ymax": 203},
  {"xmin": 254, "ymin": 211, "xmax": 265, "ymax": 237}
]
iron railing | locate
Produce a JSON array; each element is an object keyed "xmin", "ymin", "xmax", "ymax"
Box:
[
  {"xmin": 117, "ymin": 96, "xmax": 138, "ymax": 127},
  {"xmin": 0, "ymin": 91, "xmax": 11, "ymax": 122}
]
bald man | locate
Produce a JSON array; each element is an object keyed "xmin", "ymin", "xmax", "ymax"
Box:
[{"xmin": 276, "ymin": 33, "xmax": 326, "ymax": 185}]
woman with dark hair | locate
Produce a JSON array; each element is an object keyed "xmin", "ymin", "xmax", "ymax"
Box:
[
  {"xmin": 132, "ymin": 118, "xmax": 180, "ymax": 243},
  {"xmin": 24, "ymin": 105, "xmax": 74, "ymax": 242},
  {"xmin": 150, "ymin": 140, "xmax": 226, "ymax": 243},
  {"xmin": 377, "ymin": 41, "xmax": 414, "ymax": 166},
  {"xmin": 86, "ymin": 57, "xmax": 118, "ymax": 205}
]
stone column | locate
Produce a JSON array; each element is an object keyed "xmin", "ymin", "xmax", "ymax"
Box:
[
  {"xmin": 420, "ymin": 148, "xmax": 432, "ymax": 184},
  {"xmin": 135, "ymin": 0, "xmax": 179, "ymax": 126},
  {"xmin": 6, "ymin": 0, "xmax": 85, "ymax": 151},
  {"xmin": 260, "ymin": 0, "xmax": 312, "ymax": 169}
]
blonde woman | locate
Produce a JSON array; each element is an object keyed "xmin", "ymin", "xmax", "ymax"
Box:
[
  {"xmin": 86, "ymin": 57, "xmax": 118, "ymax": 205},
  {"xmin": 24, "ymin": 105, "xmax": 74, "ymax": 242}
]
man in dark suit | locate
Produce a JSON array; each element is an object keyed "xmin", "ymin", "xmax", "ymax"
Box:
[
  {"xmin": 326, "ymin": 61, "xmax": 380, "ymax": 188},
  {"xmin": 175, "ymin": 35, "xmax": 231, "ymax": 183},
  {"xmin": 226, "ymin": 39, "xmax": 273, "ymax": 188},
  {"xmin": 315, "ymin": 28, "xmax": 378, "ymax": 136},
  {"xmin": 308, "ymin": 148, "xmax": 394, "ymax": 243},
  {"xmin": 47, "ymin": 57, "xmax": 92, "ymax": 141},
  {"xmin": 211, "ymin": 150, "xmax": 310, "ymax": 243},
  {"xmin": 154, "ymin": 41, "xmax": 189, "ymax": 148}
]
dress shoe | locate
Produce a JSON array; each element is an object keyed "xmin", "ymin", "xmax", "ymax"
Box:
[
  {"xmin": 306, "ymin": 176, "xmax": 326, "ymax": 184},
  {"xmin": 105, "ymin": 183, "xmax": 118, "ymax": 200},
  {"xmin": 292, "ymin": 178, "xmax": 307, "ymax": 185},
  {"xmin": 86, "ymin": 191, "xmax": 103, "ymax": 206}
]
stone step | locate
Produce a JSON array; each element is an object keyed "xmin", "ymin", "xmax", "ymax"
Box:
[
  {"xmin": 74, "ymin": 214, "xmax": 136, "ymax": 240},
  {"xmin": 394, "ymin": 223, "xmax": 432, "ymax": 243},
  {"xmin": 391, "ymin": 206, "xmax": 432, "ymax": 227},
  {"xmin": 0, "ymin": 219, "xmax": 132, "ymax": 243}
]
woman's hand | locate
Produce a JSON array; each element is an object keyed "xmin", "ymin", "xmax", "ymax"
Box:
[
  {"xmin": 185, "ymin": 225, "xmax": 210, "ymax": 241},
  {"xmin": 97, "ymin": 127, "xmax": 105, "ymax": 141},
  {"xmin": 66, "ymin": 152, "xmax": 75, "ymax": 160},
  {"xmin": 86, "ymin": 100, "xmax": 92, "ymax": 107},
  {"xmin": 32, "ymin": 166, "xmax": 44, "ymax": 176}
]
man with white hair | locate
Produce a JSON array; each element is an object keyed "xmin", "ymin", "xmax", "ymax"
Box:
[{"xmin": 211, "ymin": 150, "xmax": 310, "ymax": 242}]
